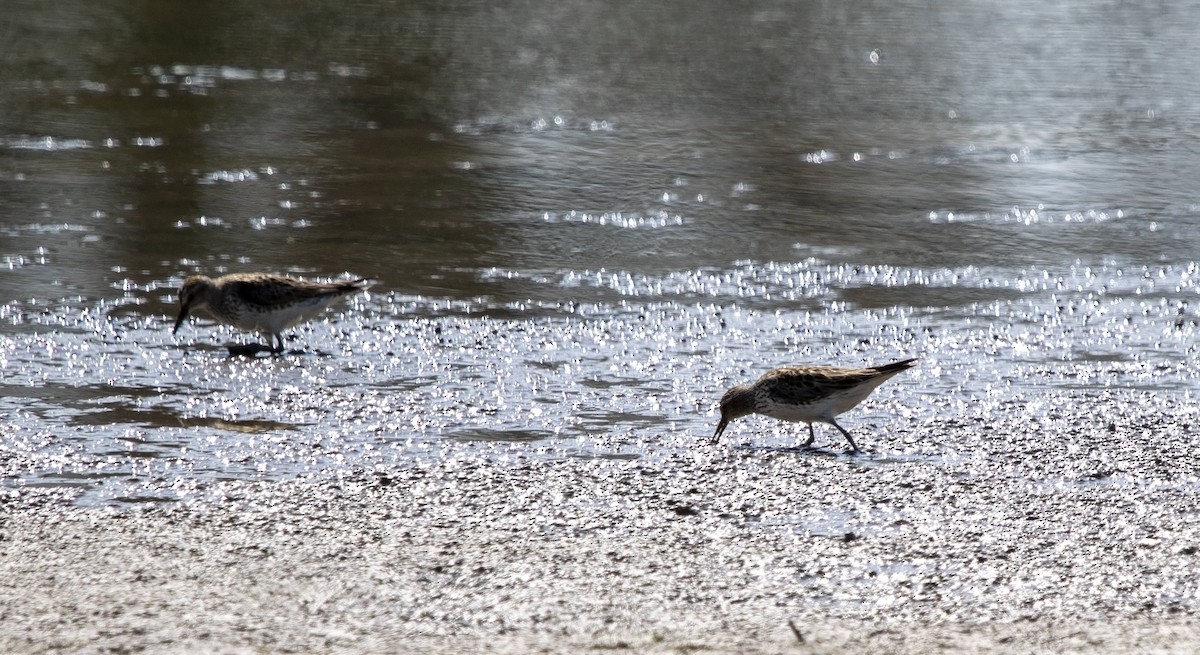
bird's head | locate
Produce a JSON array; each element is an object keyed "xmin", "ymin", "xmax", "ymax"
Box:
[
  {"xmin": 173, "ymin": 275, "xmax": 212, "ymax": 334},
  {"xmin": 713, "ymin": 384, "xmax": 757, "ymax": 442}
]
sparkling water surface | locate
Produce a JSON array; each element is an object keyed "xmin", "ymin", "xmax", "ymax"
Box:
[{"xmin": 3, "ymin": 1, "xmax": 1200, "ymax": 507}]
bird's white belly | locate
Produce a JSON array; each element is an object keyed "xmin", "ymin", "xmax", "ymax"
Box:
[
  {"xmin": 236, "ymin": 299, "xmax": 333, "ymax": 334},
  {"xmin": 759, "ymin": 400, "xmax": 823, "ymax": 423}
]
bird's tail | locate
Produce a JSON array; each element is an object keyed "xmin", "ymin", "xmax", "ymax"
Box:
[
  {"xmin": 872, "ymin": 358, "xmax": 919, "ymax": 375},
  {"xmin": 338, "ymin": 277, "xmax": 377, "ymax": 290}
]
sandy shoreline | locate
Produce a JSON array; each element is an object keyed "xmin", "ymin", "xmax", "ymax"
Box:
[{"xmin": 3, "ymin": 442, "xmax": 1198, "ymax": 654}]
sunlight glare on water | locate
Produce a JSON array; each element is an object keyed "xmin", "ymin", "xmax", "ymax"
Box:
[{"xmin": 1, "ymin": 249, "xmax": 1199, "ymax": 504}]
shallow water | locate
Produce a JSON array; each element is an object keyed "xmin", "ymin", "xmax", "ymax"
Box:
[{"xmin": 3, "ymin": 1, "xmax": 1200, "ymax": 506}]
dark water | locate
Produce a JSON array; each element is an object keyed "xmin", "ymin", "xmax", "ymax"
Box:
[{"xmin": 3, "ymin": 1, "xmax": 1200, "ymax": 505}]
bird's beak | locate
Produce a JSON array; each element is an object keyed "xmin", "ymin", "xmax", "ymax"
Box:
[
  {"xmin": 712, "ymin": 416, "xmax": 729, "ymax": 443},
  {"xmin": 172, "ymin": 304, "xmax": 189, "ymax": 334}
]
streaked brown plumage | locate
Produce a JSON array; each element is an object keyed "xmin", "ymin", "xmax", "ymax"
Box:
[
  {"xmin": 713, "ymin": 358, "xmax": 918, "ymax": 451},
  {"xmin": 173, "ymin": 273, "xmax": 373, "ymax": 353}
]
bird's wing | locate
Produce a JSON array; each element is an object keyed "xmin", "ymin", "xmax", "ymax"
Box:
[
  {"xmin": 230, "ymin": 277, "xmax": 365, "ymax": 306},
  {"xmin": 758, "ymin": 367, "xmax": 884, "ymax": 403}
]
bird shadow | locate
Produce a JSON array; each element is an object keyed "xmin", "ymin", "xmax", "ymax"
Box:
[
  {"xmin": 225, "ymin": 343, "xmax": 278, "ymax": 357},
  {"xmin": 730, "ymin": 443, "xmax": 858, "ymax": 458},
  {"xmin": 223, "ymin": 344, "xmax": 333, "ymax": 358},
  {"xmin": 729, "ymin": 442, "xmax": 944, "ymax": 466}
]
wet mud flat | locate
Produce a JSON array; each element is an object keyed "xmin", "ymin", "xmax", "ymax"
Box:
[{"xmin": 3, "ymin": 388, "xmax": 1199, "ymax": 655}]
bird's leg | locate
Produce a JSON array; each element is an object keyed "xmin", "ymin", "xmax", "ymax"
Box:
[
  {"xmin": 803, "ymin": 423, "xmax": 816, "ymax": 448},
  {"xmin": 271, "ymin": 332, "xmax": 285, "ymax": 354},
  {"xmin": 830, "ymin": 420, "xmax": 860, "ymax": 453}
]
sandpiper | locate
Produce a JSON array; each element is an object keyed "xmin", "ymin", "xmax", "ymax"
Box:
[
  {"xmin": 713, "ymin": 358, "xmax": 918, "ymax": 451},
  {"xmin": 173, "ymin": 273, "xmax": 373, "ymax": 354}
]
